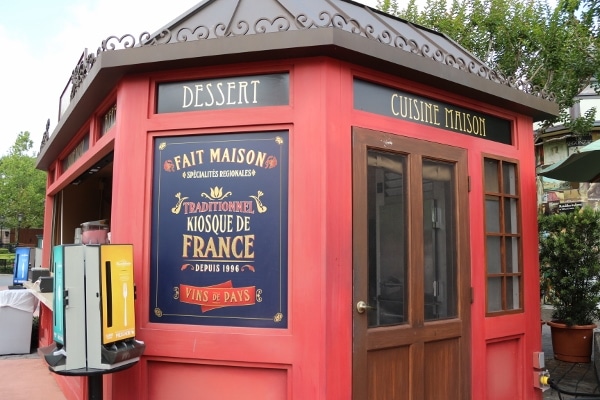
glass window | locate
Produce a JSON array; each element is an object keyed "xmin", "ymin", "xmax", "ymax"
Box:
[
  {"xmin": 502, "ymin": 162, "xmax": 517, "ymax": 195},
  {"xmin": 101, "ymin": 103, "xmax": 117, "ymax": 136},
  {"xmin": 486, "ymin": 237, "xmax": 502, "ymax": 274},
  {"xmin": 484, "ymin": 158, "xmax": 522, "ymax": 314},
  {"xmin": 487, "ymin": 277, "xmax": 502, "ymax": 312},
  {"xmin": 503, "ymin": 198, "xmax": 518, "ymax": 234},
  {"xmin": 367, "ymin": 150, "xmax": 408, "ymax": 327},
  {"xmin": 422, "ymin": 159, "xmax": 458, "ymax": 321},
  {"xmin": 485, "ymin": 196, "xmax": 501, "ymax": 233},
  {"xmin": 484, "ymin": 159, "xmax": 500, "ymax": 193}
]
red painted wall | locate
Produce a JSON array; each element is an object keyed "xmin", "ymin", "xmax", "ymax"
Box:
[{"xmin": 40, "ymin": 57, "xmax": 541, "ymax": 399}]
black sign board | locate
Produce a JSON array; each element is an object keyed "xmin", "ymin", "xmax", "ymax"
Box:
[
  {"xmin": 150, "ymin": 131, "xmax": 289, "ymax": 328},
  {"xmin": 558, "ymin": 202, "xmax": 584, "ymax": 213},
  {"xmin": 354, "ymin": 79, "xmax": 512, "ymax": 145},
  {"xmin": 156, "ymin": 74, "xmax": 289, "ymax": 114},
  {"xmin": 566, "ymin": 135, "xmax": 592, "ymax": 148}
]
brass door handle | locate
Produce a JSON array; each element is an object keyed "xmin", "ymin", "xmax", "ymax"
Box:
[{"xmin": 356, "ymin": 301, "xmax": 374, "ymax": 314}]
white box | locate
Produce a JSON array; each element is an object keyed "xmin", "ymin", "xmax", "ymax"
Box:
[
  {"xmin": 0, "ymin": 290, "xmax": 38, "ymax": 355},
  {"xmin": 0, "ymin": 289, "xmax": 38, "ymax": 355}
]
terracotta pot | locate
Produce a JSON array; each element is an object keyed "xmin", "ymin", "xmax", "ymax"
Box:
[{"xmin": 547, "ymin": 320, "xmax": 596, "ymax": 363}]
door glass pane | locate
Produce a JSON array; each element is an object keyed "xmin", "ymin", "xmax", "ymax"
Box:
[
  {"xmin": 505, "ymin": 237, "xmax": 519, "ymax": 273},
  {"xmin": 484, "ymin": 159, "xmax": 500, "ymax": 193},
  {"xmin": 506, "ymin": 276, "xmax": 520, "ymax": 309},
  {"xmin": 367, "ymin": 150, "xmax": 408, "ymax": 327},
  {"xmin": 486, "ymin": 236, "xmax": 502, "ymax": 273},
  {"xmin": 504, "ymin": 198, "xmax": 518, "ymax": 234},
  {"xmin": 423, "ymin": 159, "xmax": 457, "ymax": 321},
  {"xmin": 502, "ymin": 162, "xmax": 517, "ymax": 195},
  {"xmin": 487, "ymin": 277, "xmax": 502, "ymax": 312},
  {"xmin": 485, "ymin": 196, "xmax": 501, "ymax": 233}
]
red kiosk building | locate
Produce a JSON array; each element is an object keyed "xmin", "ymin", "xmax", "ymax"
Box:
[{"xmin": 35, "ymin": 0, "xmax": 558, "ymax": 399}]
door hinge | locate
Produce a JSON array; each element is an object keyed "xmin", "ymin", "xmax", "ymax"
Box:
[
  {"xmin": 468, "ymin": 176, "xmax": 471, "ymax": 192},
  {"xmin": 470, "ymin": 287, "xmax": 474, "ymax": 304}
]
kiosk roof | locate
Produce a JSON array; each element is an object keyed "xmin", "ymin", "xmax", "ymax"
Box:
[{"xmin": 37, "ymin": 0, "xmax": 559, "ymax": 170}]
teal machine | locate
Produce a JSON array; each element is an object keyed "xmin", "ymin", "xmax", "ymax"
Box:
[{"xmin": 42, "ymin": 244, "xmax": 145, "ymax": 396}]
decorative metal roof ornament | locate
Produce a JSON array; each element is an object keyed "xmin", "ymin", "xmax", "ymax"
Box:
[
  {"xmin": 40, "ymin": 119, "xmax": 50, "ymax": 150},
  {"xmin": 67, "ymin": 5, "xmax": 556, "ymax": 102}
]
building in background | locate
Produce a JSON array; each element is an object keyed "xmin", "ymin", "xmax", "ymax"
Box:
[{"xmin": 536, "ymin": 82, "xmax": 600, "ymax": 213}]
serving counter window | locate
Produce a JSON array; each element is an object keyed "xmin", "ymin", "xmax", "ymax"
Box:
[{"xmin": 51, "ymin": 153, "xmax": 113, "ymax": 252}]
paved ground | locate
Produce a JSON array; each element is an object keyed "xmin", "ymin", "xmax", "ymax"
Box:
[
  {"xmin": 543, "ymin": 326, "xmax": 600, "ymax": 399},
  {"xmin": 542, "ymin": 305, "xmax": 600, "ymax": 399},
  {"xmin": 0, "ymin": 358, "xmax": 67, "ymax": 400},
  {"xmin": 0, "ymin": 274, "xmax": 67, "ymax": 400}
]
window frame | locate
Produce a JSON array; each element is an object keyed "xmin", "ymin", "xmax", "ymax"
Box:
[{"xmin": 483, "ymin": 155, "xmax": 524, "ymax": 315}]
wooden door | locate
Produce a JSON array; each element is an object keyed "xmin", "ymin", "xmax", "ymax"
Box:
[{"xmin": 352, "ymin": 127, "xmax": 471, "ymax": 400}]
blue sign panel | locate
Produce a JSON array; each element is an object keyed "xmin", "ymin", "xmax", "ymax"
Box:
[
  {"xmin": 150, "ymin": 131, "xmax": 289, "ymax": 328},
  {"xmin": 13, "ymin": 247, "xmax": 30, "ymax": 285}
]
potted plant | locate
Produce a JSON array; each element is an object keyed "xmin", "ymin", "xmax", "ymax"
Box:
[{"xmin": 538, "ymin": 206, "xmax": 600, "ymax": 363}]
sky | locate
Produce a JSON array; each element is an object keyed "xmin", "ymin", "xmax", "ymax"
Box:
[{"xmin": 0, "ymin": 0, "xmax": 379, "ymax": 158}]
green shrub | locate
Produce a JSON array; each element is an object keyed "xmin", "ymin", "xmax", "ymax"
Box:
[
  {"xmin": 539, "ymin": 207, "xmax": 600, "ymax": 326},
  {"xmin": 0, "ymin": 254, "xmax": 15, "ymax": 274}
]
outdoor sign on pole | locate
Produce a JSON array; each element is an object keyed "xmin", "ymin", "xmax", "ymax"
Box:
[{"xmin": 12, "ymin": 247, "xmax": 30, "ymax": 286}]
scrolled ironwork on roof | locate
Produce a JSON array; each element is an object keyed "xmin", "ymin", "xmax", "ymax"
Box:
[{"xmin": 67, "ymin": 6, "xmax": 556, "ymax": 102}]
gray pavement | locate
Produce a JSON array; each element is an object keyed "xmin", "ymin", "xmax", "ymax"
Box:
[
  {"xmin": 0, "ymin": 273, "xmax": 13, "ymax": 287},
  {"xmin": 0, "ymin": 274, "xmax": 67, "ymax": 400}
]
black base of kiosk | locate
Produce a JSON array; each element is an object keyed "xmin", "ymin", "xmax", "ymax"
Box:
[{"xmin": 39, "ymin": 339, "xmax": 146, "ymax": 400}]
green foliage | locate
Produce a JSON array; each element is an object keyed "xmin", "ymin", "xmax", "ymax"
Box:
[
  {"xmin": 539, "ymin": 208, "xmax": 600, "ymax": 326},
  {"xmin": 0, "ymin": 132, "xmax": 46, "ymax": 229},
  {"xmin": 0, "ymin": 250, "xmax": 15, "ymax": 274},
  {"xmin": 376, "ymin": 0, "xmax": 400, "ymax": 14},
  {"xmin": 392, "ymin": 0, "xmax": 600, "ymax": 136}
]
